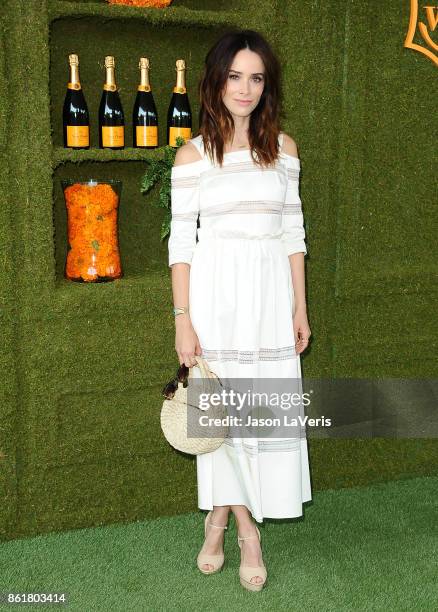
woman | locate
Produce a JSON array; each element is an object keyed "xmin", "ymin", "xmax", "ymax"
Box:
[{"xmin": 168, "ymin": 29, "xmax": 312, "ymax": 592}]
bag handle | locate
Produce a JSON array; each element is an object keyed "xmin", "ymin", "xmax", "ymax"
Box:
[
  {"xmin": 189, "ymin": 355, "xmax": 215, "ymax": 380},
  {"xmin": 175, "ymin": 356, "xmax": 211, "ymax": 381},
  {"xmin": 189, "ymin": 356, "xmax": 222, "ymax": 399},
  {"xmin": 173, "ymin": 356, "xmax": 215, "ymax": 388},
  {"xmin": 163, "ymin": 356, "xmax": 220, "ymax": 400}
]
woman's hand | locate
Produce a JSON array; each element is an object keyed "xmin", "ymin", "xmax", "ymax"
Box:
[
  {"xmin": 293, "ymin": 307, "xmax": 311, "ymax": 355},
  {"xmin": 175, "ymin": 315, "xmax": 202, "ymax": 367}
]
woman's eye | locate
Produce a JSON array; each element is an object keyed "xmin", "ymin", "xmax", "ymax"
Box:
[{"xmin": 228, "ymin": 74, "xmax": 263, "ymax": 82}]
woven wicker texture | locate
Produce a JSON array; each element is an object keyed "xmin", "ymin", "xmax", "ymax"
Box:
[{"xmin": 161, "ymin": 356, "xmax": 228, "ymax": 455}]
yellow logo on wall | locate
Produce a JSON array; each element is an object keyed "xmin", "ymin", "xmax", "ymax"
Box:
[{"xmin": 404, "ymin": 1, "xmax": 438, "ymax": 66}]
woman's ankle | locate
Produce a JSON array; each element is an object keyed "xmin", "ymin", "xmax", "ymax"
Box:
[
  {"xmin": 230, "ymin": 505, "xmax": 257, "ymax": 532},
  {"xmin": 235, "ymin": 518, "xmax": 257, "ymax": 535},
  {"xmin": 211, "ymin": 506, "xmax": 230, "ymax": 525}
]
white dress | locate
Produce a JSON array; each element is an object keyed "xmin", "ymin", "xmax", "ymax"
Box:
[{"xmin": 168, "ymin": 132, "xmax": 312, "ymax": 522}]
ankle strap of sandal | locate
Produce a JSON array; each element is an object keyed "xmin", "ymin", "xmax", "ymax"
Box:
[
  {"xmin": 208, "ymin": 522, "xmax": 228, "ymax": 530},
  {"xmin": 238, "ymin": 533, "xmax": 257, "ymax": 541}
]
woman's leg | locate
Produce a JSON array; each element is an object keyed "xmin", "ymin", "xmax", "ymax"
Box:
[
  {"xmin": 231, "ymin": 505, "xmax": 265, "ymax": 585},
  {"xmin": 199, "ymin": 505, "xmax": 231, "ymax": 572}
]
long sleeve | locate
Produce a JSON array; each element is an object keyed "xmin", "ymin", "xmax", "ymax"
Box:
[
  {"xmin": 168, "ymin": 160, "xmax": 202, "ymax": 267},
  {"xmin": 281, "ymin": 155, "xmax": 308, "ymax": 257}
]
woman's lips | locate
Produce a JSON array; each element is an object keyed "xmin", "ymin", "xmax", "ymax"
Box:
[{"xmin": 235, "ymin": 100, "xmax": 252, "ymax": 106}]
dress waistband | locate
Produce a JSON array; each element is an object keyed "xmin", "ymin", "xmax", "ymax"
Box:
[{"xmin": 197, "ymin": 227, "xmax": 283, "ymax": 241}]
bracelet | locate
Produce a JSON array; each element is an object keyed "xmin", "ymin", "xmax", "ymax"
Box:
[{"xmin": 173, "ymin": 306, "xmax": 189, "ymax": 316}]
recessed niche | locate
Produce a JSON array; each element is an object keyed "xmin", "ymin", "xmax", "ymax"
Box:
[
  {"xmin": 53, "ymin": 161, "xmax": 169, "ymax": 284},
  {"xmin": 50, "ymin": 17, "xmax": 233, "ymax": 148}
]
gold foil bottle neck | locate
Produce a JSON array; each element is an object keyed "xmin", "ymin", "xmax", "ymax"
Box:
[
  {"xmin": 138, "ymin": 58, "xmax": 151, "ymax": 92},
  {"xmin": 68, "ymin": 54, "xmax": 81, "ymax": 89},
  {"xmin": 173, "ymin": 59, "xmax": 187, "ymax": 93},
  {"xmin": 103, "ymin": 56, "xmax": 117, "ymax": 91}
]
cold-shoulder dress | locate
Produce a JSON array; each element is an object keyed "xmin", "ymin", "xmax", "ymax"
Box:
[{"xmin": 168, "ymin": 132, "xmax": 312, "ymax": 522}]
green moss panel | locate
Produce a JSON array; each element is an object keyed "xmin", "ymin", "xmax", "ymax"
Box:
[{"xmin": 0, "ymin": 0, "xmax": 436, "ymax": 540}]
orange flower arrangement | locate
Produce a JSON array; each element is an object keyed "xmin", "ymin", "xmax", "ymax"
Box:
[
  {"xmin": 107, "ymin": 0, "xmax": 172, "ymax": 7},
  {"xmin": 63, "ymin": 182, "xmax": 122, "ymax": 282}
]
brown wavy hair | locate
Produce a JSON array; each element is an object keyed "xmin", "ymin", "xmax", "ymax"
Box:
[{"xmin": 198, "ymin": 29, "xmax": 282, "ymax": 168}]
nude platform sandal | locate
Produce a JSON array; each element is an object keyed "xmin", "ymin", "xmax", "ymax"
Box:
[
  {"xmin": 237, "ymin": 526, "xmax": 267, "ymax": 592},
  {"xmin": 196, "ymin": 510, "xmax": 228, "ymax": 575}
]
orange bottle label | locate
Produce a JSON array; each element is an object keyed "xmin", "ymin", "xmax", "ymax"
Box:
[
  {"xmin": 102, "ymin": 126, "xmax": 124, "ymax": 147},
  {"xmin": 67, "ymin": 125, "xmax": 89, "ymax": 147},
  {"xmin": 169, "ymin": 126, "xmax": 191, "ymax": 147},
  {"xmin": 136, "ymin": 125, "xmax": 158, "ymax": 147}
]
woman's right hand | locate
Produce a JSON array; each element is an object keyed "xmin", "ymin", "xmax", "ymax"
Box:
[{"xmin": 175, "ymin": 316, "xmax": 202, "ymax": 367}]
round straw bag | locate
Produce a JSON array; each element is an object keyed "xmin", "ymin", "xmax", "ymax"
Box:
[{"xmin": 161, "ymin": 356, "xmax": 228, "ymax": 455}]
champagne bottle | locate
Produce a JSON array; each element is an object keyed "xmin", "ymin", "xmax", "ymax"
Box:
[
  {"xmin": 63, "ymin": 54, "xmax": 90, "ymax": 149},
  {"xmin": 133, "ymin": 58, "xmax": 158, "ymax": 148},
  {"xmin": 167, "ymin": 59, "xmax": 192, "ymax": 147},
  {"xmin": 99, "ymin": 56, "xmax": 125, "ymax": 149}
]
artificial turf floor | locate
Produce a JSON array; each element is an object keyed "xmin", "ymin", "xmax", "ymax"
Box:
[{"xmin": 0, "ymin": 475, "xmax": 436, "ymax": 611}]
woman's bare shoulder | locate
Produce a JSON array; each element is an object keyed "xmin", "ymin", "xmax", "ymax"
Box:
[
  {"xmin": 281, "ymin": 132, "xmax": 299, "ymax": 158},
  {"xmin": 173, "ymin": 141, "xmax": 203, "ymax": 166}
]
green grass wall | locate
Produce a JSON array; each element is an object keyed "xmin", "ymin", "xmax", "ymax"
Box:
[{"xmin": 0, "ymin": 0, "xmax": 436, "ymax": 540}]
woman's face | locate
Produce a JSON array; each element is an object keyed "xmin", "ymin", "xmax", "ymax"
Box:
[{"xmin": 222, "ymin": 48, "xmax": 265, "ymax": 120}]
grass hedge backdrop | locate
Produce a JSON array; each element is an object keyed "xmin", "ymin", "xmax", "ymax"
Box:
[{"xmin": 0, "ymin": 0, "xmax": 436, "ymax": 541}]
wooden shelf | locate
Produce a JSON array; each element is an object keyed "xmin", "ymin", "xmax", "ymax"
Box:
[{"xmin": 48, "ymin": 1, "xmax": 245, "ymax": 28}]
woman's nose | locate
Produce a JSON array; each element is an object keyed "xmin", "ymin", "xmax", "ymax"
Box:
[{"xmin": 239, "ymin": 79, "xmax": 251, "ymax": 94}]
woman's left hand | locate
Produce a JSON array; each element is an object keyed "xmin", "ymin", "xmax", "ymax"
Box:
[{"xmin": 293, "ymin": 308, "xmax": 311, "ymax": 354}]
